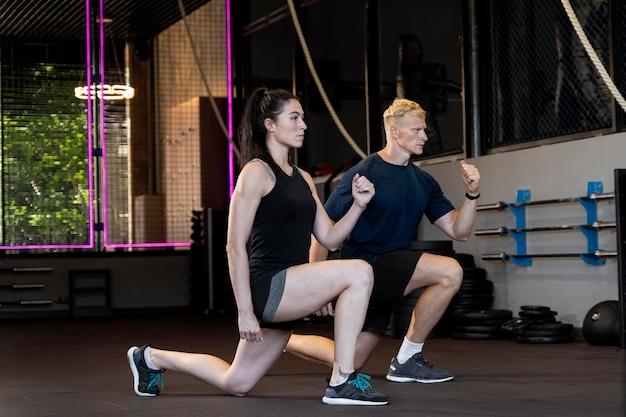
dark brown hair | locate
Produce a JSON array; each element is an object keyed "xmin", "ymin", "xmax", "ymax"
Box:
[{"xmin": 238, "ymin": 87, "xmax": 300, "ymax": 172}]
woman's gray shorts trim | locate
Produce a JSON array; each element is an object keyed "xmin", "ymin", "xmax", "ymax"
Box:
[{"xmin": 261, "ymin": 269, "xmax": 286, "ymax": 322}]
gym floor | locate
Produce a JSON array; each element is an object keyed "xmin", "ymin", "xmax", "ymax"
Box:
[{"xmin": 1, "ymin": 313, "xmax": 624, "ymax": 417}]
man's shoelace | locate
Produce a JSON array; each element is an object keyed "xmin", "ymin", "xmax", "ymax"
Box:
[{"xmin": 411, "ymin": 355, "xmax": 434, "ymax": 368}]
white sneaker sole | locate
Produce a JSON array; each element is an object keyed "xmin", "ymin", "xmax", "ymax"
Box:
[
  {"xmin": 322, "ymin": 396, "xmax": 388, "ymax": 406},
  {"xmin": 385, "ymin": 374, "xmax": 454, "ymax": 383},
  {"xmin": 127, "ymin": 346, "xmax": 157, "ymax": 397}
]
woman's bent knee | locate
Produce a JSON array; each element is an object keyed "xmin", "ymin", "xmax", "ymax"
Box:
[
  {"xmin": 223, "ymin": 379, "xmax": 254, "ymax": 397},
  {"xmin": 351, "ymin": 260, "xmax": 374, "ymax": 288}
]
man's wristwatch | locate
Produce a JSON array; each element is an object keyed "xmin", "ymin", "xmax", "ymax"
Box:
[{"xmin": 465, "ymin": 192, "xmax": 480, "ymax": 200}]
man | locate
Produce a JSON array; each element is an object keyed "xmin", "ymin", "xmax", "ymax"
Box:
[{"xmin": 286, "ymin": 98, "xmax": 481, "ymax": 383}]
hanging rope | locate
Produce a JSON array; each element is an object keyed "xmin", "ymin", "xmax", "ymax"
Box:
[
  {"xmin": 561, "ymin": 0, "xmax": 626, "ymax": 113},
  {"xmin": 176, "ymin": 0, "xmax": 241, "ymax": 159},
  {"xmin": 286, "ymin": 0, "xmax": 367, "ymax": 158}
]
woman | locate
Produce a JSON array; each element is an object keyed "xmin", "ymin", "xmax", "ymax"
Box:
[{"xmin": 127, "ymin": 87, "xmax": 388, "ymax": 406}]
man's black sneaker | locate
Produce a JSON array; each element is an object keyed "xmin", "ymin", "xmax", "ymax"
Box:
[
  {"xmin": 386, "ymin": 353, "xmax": 454, "ymax": 383},
  {"xmin": 127, "ymin": 344, "xmax": 165, "ymax": 396},
  {"xmin": 322, "ymin": 372, "xmax": 389, "ymax": 406}
]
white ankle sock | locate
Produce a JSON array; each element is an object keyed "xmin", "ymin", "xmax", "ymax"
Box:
[
  {"xmin": 396, "ymin": 337, "xmax": 424, "ymax": 364},
  {"xmin": 143, "ymin": 346, "xmax": 160, "ymax": 370}
]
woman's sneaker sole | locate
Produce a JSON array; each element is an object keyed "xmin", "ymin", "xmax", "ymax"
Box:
[
  {"xmin": 127, "ymin": 346, "xmax": 159, "ymax": 397},
  {"xmin": 321, "ymin": 373, "xmax": 389, "ymax": 406},
  {"xmin": 322, "ymin": 395, "xmax": 388, "ymax": 406}
]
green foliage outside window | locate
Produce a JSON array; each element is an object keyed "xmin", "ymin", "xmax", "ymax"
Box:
[{"xmin": 1, "ymin": 62, "xmax": 90, "ymax": 246}]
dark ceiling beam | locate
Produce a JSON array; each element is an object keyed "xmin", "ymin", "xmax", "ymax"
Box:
[
  {"xmin": 242, "ymin": 0, "xmax": 318, "ymax": 37},
  {"xmin": 0, "ymin": 0, "xmax": 212, "ymax": 43}
]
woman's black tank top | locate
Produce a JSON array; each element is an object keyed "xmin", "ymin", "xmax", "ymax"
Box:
[{"xmin": 248, "ymin": 164, "xmax": 316, "ymax": 286}]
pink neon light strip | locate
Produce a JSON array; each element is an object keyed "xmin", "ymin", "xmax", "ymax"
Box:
[
  {"xmin": 226, "ymin": 0, "xmax": 235, "ymax": 196},
  {"xmin": 106, "ymin": 242, "xmax": 191, "ymax": 248},
  {"xmin": 98, "ymin": 0, "xmax": 186, "ymax": 249},
  {"xmin": 0, "ymin": 0, "xmax": 95, "ymax": 250},
  {"xmin": 99, "ymin": 0, "xmax": 111, "ymax": 247},
  {"xmin": 86, "ymin": 0, "xmax": 95, "ymax": 248},
  {"xmin": 0, "ymin": 0, "xmax": 233, "ymax": 251},
  {"xmin": 85, "ymin": 0, "xmax": 95, "ymax": 248},
  {"xmin": 102, "ymin": 0, "xmax": 232, "ymax": 249}
]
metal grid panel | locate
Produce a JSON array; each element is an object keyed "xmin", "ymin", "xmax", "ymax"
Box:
[
  {"xmin": 0, "ymin": 43, "xmax": 90, "ymax": 247},
  {"xmin": 482, "ymin": 0, "xmax": 614, "ymax": 150},
  {"xmin": 380, "ymin": 0, "xmax": 464, "ymax": 160},
  {"xmin": 0, "ymin": 0, "xmax": 212, "ymax": 42}
]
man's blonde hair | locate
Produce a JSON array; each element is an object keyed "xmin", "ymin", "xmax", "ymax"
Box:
[{"xmin": 383, "ymin": 98, "xmax": 426, "ymax": 123}]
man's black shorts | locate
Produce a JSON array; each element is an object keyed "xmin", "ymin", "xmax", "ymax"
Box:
[{"xmin": 364, "ymin": 250, "xmax": 424, "ymax": 333}]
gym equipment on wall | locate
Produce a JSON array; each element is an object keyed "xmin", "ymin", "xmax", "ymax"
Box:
[{"xmin": 476, "ymin": 182, "xmax": 616, "ymax": 266}]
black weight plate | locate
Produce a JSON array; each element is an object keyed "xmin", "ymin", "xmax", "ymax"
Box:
[
  {"xmin": 451, "ymin": 331, "xmax": 507, "ymax": 340},
  {"xmin": 452, "ymin": 320, "xmax": 502, "ymax": 326},
  {"xmin": 451, "ymin": 297, "xmax": 491, "ymax": 306},
  {"xmin": 459, "ymin": 280, "xmax": 494, "ymax": 292},
  {"xmin": 463, "ymin": 267, "xmax": 487, "ymax": 280},
  {"xmin": 501, "ymin": 317, "xmax": 532, "ymax": 332},
  {"xmin": 454, "ymin": 293, "xmax": 494, "ymax": 301},
  {"xmin": 454, "ymin": 253, "xmax": 476, "ymax": 268},
  {"xmin": 530, "ymin": 317, "xmax": 558, "ymax": 324},
  {"xmin": 517, "ymin": 334, "xmax": 575, "ymax": 344},
  {"xmin": 518, "ymin": 328, "xmax": 574, "ymax": 337},
  {"xmin": 519, "ymin": 310, "xmax": 557, "ymax": 318},
  {"xmin": 528, "ymin": 322, "xmax": 574, "ymax": 331},
  {"xmin": 452, "ymin": 297, "xmax": 494, "ymax": 305},
  {"xmin": 451, "ymin": 309, "xmax": 513, "ymax": 322},
  {"xmin": 452, "ymin": 324, "xmax": 503, "ymax": 333},
  {"xmin": 457, "ymin": 288, "xmax": 493, "ymax": 296},
  {"xmin": 450, "ymin": 301, "xmax": 494, "ymax": 311},
  {"xmin": 520, "ymin": 305, "xmax": 551, "ymax": 311},
  {"xmin": 457, "ymin": 287, "xmax": 494, "ymax": 296}
]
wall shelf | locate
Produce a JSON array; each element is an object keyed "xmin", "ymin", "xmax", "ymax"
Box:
[
  {"xmin": 477, "ymin": 182, "xmax": 616, "ymax": 266},
  {"xmin": 0, "ymin": 266, "xmax": 53, "ymax": 311}
]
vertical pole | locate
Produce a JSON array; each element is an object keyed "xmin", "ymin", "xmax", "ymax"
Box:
[
  {"xmin": 0, "ymin": 47, "xmax": 4, "ymax": 244},
  {"xmin": 464, "ymin": 0, "xmax": 482, "ymax": 158},
  {"xmin": 610, "ymin": 0, "xmax": 624, "ymax": 132},
  {"xmin": 364, "ymin": 0, "xmax": 382, "ymax": 155},
  {"xmin": 96, "ymin": 0, "xmax": 105, "ymax": 250},
  {"xmin": 614, "ymin": 169, "xmax": 626, "ymax": 351},
  {"xmin": 225, "ymin": 0, "xmax": 235, "ymax": 196},
  {"xmin": 291, "ymin": 2, "xmax": 307, "ymax": 166}
]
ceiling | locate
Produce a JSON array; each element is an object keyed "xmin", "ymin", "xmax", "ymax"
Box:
[{"xmin": 0, "ymin": 0, "xmax": 213, "ymax": 43}]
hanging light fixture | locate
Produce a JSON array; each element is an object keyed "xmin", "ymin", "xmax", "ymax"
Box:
[
  {"xmin": 74, "ymin": 84, "xmax": 135, "ymax": 100},
  {"xmin": 75, "ymin": 17, "xmax": 135, "ymax": 101}
]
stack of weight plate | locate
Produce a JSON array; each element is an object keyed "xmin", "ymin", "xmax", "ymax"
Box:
[
  {"xmin": 439, "ymin": 253, "xmax": 495, "ymax": 335},
  {"xmin": 501, "ymin": 305, "xmax": 576, "ymax": 344},
  {"xmin": 449, "ymin": 265, "xmax": 494, "ymax": 312},
  {"xmin": 450, "ymin": 309, "xmax": 514, "ymax": 339},
  {"xmin": 383, "ymin": 287, "xmax": 425, "ymax": 339}
]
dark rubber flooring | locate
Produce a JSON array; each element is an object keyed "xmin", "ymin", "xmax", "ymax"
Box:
[{"xmin": 1, "ymin": 313, "xmax": 624, "ymax": 416}]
